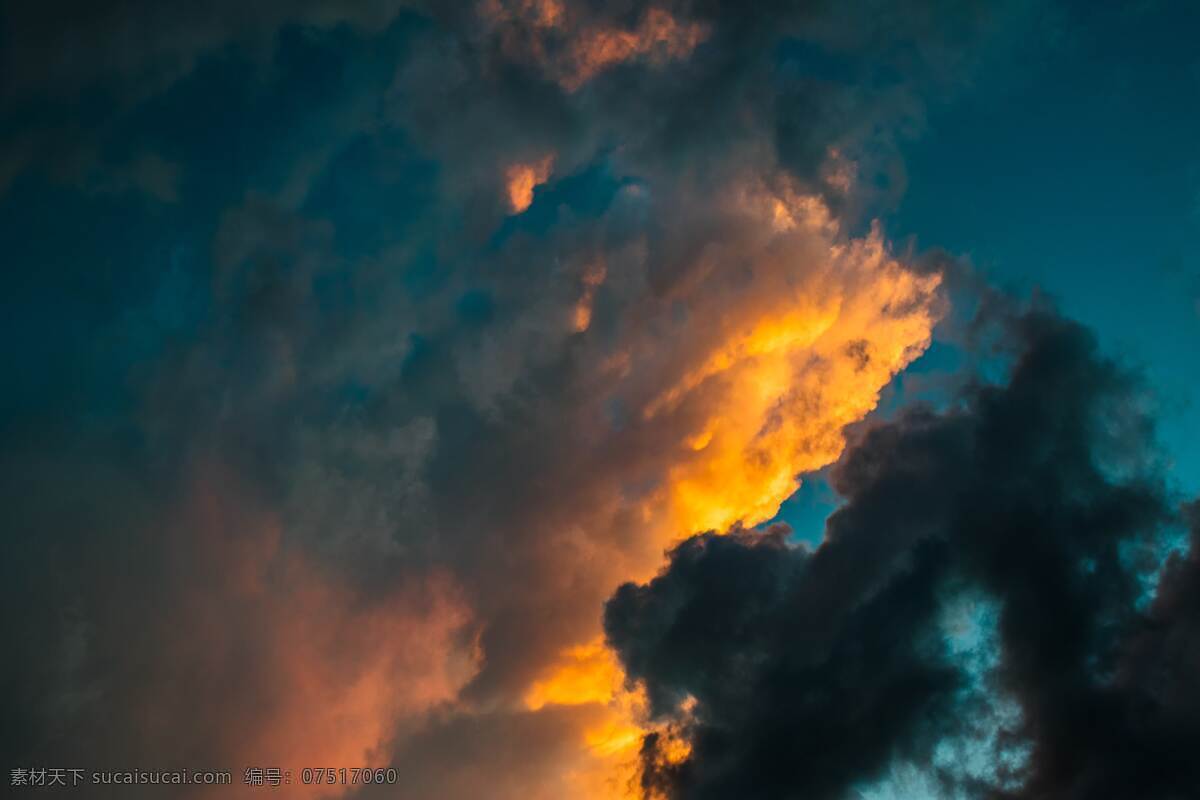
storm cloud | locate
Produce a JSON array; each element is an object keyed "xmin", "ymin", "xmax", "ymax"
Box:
[
  {"xmin": 606, "ymin": 306, "xmax": 1199, "ymax": 799},
  {"xmin": 6, "ymin": 2, "xmax": 1191, "ymax": 800}
]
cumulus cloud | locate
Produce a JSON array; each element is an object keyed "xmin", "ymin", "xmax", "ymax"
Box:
[
  {"xmin": 2, "ymin": 1, "xmax": 1059, "ymax": 798},
  {"xmin": 606, "ymin": 306, "xmax": 1199, "ymax": 799}
]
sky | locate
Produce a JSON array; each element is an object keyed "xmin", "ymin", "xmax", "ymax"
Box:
[
  {"xmin": 2, "ymin": 2, "xmax": 1198, "ymax": 799},
  {"xmin": 776, "ymin": 0, "xmax": 1200, "ymax": 541}
]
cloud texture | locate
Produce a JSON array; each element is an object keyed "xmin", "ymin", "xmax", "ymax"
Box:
[
  {"xmin": 606, "ymin": 307, "xmax": 1200, "ymax": 799},
  {"xmin": 6, "ymin": 1, "xmax": 1195, "ymax": 800}
]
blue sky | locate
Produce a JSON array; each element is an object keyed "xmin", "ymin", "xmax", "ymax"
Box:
[
  {"xmin": 895, "ymin": 0, "xmax": 1200, "ymax": 490},
  {"xmin": 779, "ymin": 0, "xmax": 1200, "ymax": 542}
]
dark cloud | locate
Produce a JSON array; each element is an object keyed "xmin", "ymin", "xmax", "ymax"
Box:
[
  {"xmin": 0, "ymin": 1, "xmax": 424, "ymax": 196},
  {"xmin": 606, "ymin": 306, "xmax": 1199, "ymax": 799}
]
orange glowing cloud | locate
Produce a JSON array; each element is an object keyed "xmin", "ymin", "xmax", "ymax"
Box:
[
  {"xmin": 479, "ymin": 2, "xmax": 708, "ymax": 91},
  {"xmin": 525, "ymin": 638, "xmax": 623, "ymax": 711},
  {"xmin": 134, "ymin": 467, "xmax": 479, "ymax": 800},
  {"xmin": 509, "ymin": 176, "xmax": 941, "ymax": 798},
  {"xmin": 506, "ymin": 154, "xmax": 555, "ymax": 213},
  {"xmin": 655, "ymin": 230, "xmax": 940, "ymax": 536},
  {"xmin": 560, "ymin": 8, "xmax": 710, "ymax": 90},
  {"xmin": 525, "ymin": 638, "xmax": 691, "ymax": 800},
  {"xmin": 546, "ymin": 179, "xmax": 942, "ymax": 556}
]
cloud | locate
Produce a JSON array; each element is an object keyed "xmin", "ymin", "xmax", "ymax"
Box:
[
  {"xmin": 1, "ymin": 1, "xmax": 1048, "ymax": 798},
  {"xmin": 478, "ymin": 1, "xmax": 711, "ymax": 91},
  {"xmin": 0, "ymin": 1, "xmax": 413, "ymax": 102},
  {"xmin": 605, "ymin": 305, "xmax": 1199, "ymax": 799},
  {"xmin": 0, "ymin": 0, "xmax": 418, "ymax": 198},
  {"xmin": 505, "ymin": 153, "xmax": 556, "ymax": 213},
  {"xmin": 1, "ymin": 454, "xmax": 478, "ymax": 799}
]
